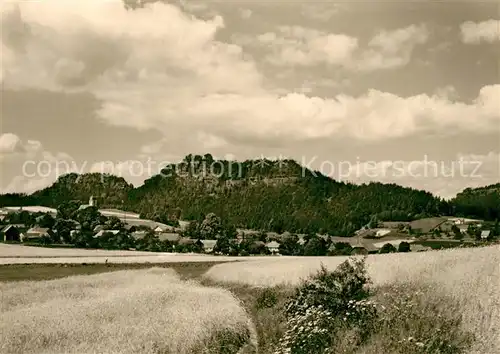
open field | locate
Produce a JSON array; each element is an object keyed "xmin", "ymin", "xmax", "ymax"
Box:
[
  {"xmin": 0, "ymin": 243, "xmax": 276, "ymax": 264},
  {"xmin": 0, "ymin": 268, "xmax": 256, "ymax": 354},
  {"xmin": 0, "ymin": 262, "xmax": 225, "ymax": 282},
  {"xmin": 205, "ymin": 245, "xmax": 500, "ymax": 353}
]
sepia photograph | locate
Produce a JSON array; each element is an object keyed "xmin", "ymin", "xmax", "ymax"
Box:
[{"xmin": 0, "ymin": 0, "xmax": 499, "ymax": 353}]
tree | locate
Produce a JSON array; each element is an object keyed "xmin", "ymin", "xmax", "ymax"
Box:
[
  {"xmin": 105, "ymin": 216, "xmax": 124, "ymax": 230},
  {"xmin": 199, "ymin": 213, "xmax": 222, "ymax": 239},
  {"xmin": 279, "ymin": 234, "xmax": 301, "ymax": 256},
  {"xmin": 329, "ymin": 242, "xmax": 353, "ymax": 256},
  {"xmin": 57, "ymin": 201, "xmax": 81, "ymax": 220},
  {"xmin": 221, "ymin": 223, "xmax": 237, "ymax": 239},
  {"xmin": 38, "ymin": 213, "xmax": 56, "ymax": 228},
  {"xmin": 214, "ymin": 236, "xmax": 231, "ymax": 254},
  {"xmin": 451, "ymin": 224, "xmax": 463, "ymax": 239},
  {"xmin": 77, "ymin": 206, "xmax": 105, "ymax": 231},
  {"xmin": 184, "ymin": 221, "xmax": 200, "ymax": 238},
  {"xmin": 53, "ymin": 219, "xmax": 76, "ymax": 244},
  {"xmin": 303, "ymin": 236, "xmax": 328, "ymax": 256},
  {"xmin": 398, "ymin": 241, "xmax": 411, "ymax": 253},
  {"xmin": 379, "ymin": 243, "xmax": 397, "ymax": 254}
]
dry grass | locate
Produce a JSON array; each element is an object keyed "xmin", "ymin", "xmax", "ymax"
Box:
[
  {"xmin": 204, "ymin": 246, "xmax": 500, "ymax": 353},
  {"xmin": 0, "ymin": 268, "xmax": 256, "ymax": 354}
]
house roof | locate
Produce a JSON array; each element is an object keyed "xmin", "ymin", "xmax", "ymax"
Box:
[
  {"xmin": 266, "ymin": 241, "xmax": 280, "ymax": 248},
  {"xmin": 178, "ymin": 237, "xmax": 196, "ymax": 245},
  {"xmin": 2, "ymin": 225, "xmax": 22, "ymax": 233},
  {"xmin": 481, "ymin": 230, "xmax": 491, "ymax": 238},
  {"xmin": 201, "ymin": 239, "xmax": 217, "ymax": 248},
  {"xmin": 131, "ymin": 231, "xmax": 148, "ymax": 240},
  {"xmin": 27, "ymin": 227, "xmax": 50, "ymax": 234},
  {"xmin": 158, "ymin": 233, "xmax": 181, "ymax": 242},
  {"xmin": 94, "ymin": 230, "xmax": 120, "ymax": 237}
]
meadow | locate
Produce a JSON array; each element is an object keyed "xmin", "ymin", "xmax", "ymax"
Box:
[
  {"xmin": 0, "ymin": 268, "xmax": 256, "ymax": 354},
  {"xmin": 1, "ymin": 245, "xmax": 498, "ymax": 353},
  {"xmin": 205, "ymin": 245, "xmax": 500, "ymax": 354}
]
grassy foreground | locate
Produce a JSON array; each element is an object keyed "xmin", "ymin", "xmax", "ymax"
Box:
[
  {"xmin": 1, "ymin": 246, "xmax": 498, "ymax": 353},
  {"xmin": 0, "ymin": 268, "xmax": 256, "ymax": 354}
]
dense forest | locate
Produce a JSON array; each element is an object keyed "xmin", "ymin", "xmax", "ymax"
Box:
[
  {"xmin": 1, "ymin": 154, "xmax": 497, "ymax": 236},
  {"xmin": 450, "ymin": 183, "xmax": 500, "ymax": 221}
]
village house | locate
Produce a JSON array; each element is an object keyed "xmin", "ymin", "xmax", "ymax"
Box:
[
  {"xmin": 265, "ymin": 240, "xmax": 280, "ymax": 254},
  {"xmin": 131, "ymin": 231, "xmax": 148, "ymax": 240},
  {"xmin": 1, "ymin": 224, "xmax": 24, "ymax": 242},
  {"xmin": 200, "ymin": 239, "xmax": 217, "ymax": 253},
  {"xmin": 481, "ymin": 230, "xmax": 491, "ymax": 240},
  {"xmin": 24, "ymin": 227, "xmax": 52, "ymax": 242}
]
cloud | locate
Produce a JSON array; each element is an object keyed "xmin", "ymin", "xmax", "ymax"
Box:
[
  {"xmin": 1, "ymin": 2, "xmax": 499, "ymax": 152},
  {"xmin": 0, "ymin": 133, "xmax": 23, "ymax": 154},
  {"xmin": 337, "ymin": 152, "xmax": 500, "ymax": 199},
  {"xmin": 460, "ymin": 20, "xmax": 500, "ymax": 44},
  {"xmin": 357, "ymin": 24, "xmax": 429, "ymax": 71},
  {"xmin": 0, "ymin": 133, "xmax": 77, "ymax": 194},
  {"xmin": 239, "ymin": 8, "xmax": 252, "ymax": 19},
  {"xmin": 257, "ymin": 24, "xmax": 428, "ymax": 71}
]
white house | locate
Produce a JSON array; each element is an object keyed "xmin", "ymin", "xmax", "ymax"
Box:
[
  {"xmin": 481, "ymin": 230, "xmax": 491, "ymax": 240},
  {"xmin": 266, "ymin": 241, "xmax": 280, "ymax": 254},
  {"xmin": 201, "ymin": 240, "xmax": 217, "ymax": 253}
]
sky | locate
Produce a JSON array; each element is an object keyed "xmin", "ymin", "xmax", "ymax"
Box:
[{"xmin": 0, "ymin": 0, "xmax": 499, "ymax": 199}]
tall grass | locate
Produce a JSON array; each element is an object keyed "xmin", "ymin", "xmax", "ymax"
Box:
[
  {"xmin": 0, "ymin": 268, "xmax": 255, "ymax": 354},
  {"xmin": 204, "ymin": 246, "xmax": 500, "ymax": 353}
]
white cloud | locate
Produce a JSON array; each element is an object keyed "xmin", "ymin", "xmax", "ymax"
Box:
[
  {"xmin": 460, "ymin": 20, "xmax": 500, "ymax": 44},
  {"xmin": 0, "ymin": 133, "xmax": 77, "ymax": 194},
  {"xmin": 357, "ymin": 24, "xmax": 429, "ymax": 71},
  {"xmin": 1, "ymin": 2, "xmax": 499, "ymax": 151},
  {"xmin": 0, "ymin": 133, "xmax": 23, "ymax": 154},
  {"xmin": 239, "ymin": 8, "xmax": 252, "ymax": 19},
  {"xmin": 258, "ymin": 24, "xmax": 428, "ymax": 71},
  {"xmin": 260, "ymin": 26, "xmax": 359, "ymax": 67},
  {"xmin": 338, "ymin": 152, "xmax": 500, "ymax": 199}
]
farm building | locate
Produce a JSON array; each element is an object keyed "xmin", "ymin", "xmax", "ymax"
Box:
[
  {"xmin": 265, "ymin": 241, "xmax": 280, "ymax": 254},
  {"xmin": 201, "ymin": 240, "xmax": 217, "ymax": 253},
  {"xmin": 131, "ymin": 231, "xmax": 148, "ymax": 240},
  {"xmin": 1, "ymin": 225, "xmax": 23, "ymax": 242},
  {"xmin": 481, "ymin": 230, "xmax": 491, "ymax": 240},
  {"xmin": 24, "ymin": 227, "xmax": 52, "ymax": 242}
]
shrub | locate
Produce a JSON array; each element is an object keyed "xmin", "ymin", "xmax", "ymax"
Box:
[
  {"xmin": 398, "ymin": 241, "xmax": 411, "ymax": 252},
  {"xmin": 256, "ymin": 288, "xmax": 279, "ymax": 310},
  {"xmin": 379, "ymin": 243, "xmax": 397, "ymax": 254},
  {"xmin": 361, "ymin": 282, "xmax": 474, "ymax": 353},
  {"xmin": 274, "ymin": 257, "xmax": 377, "ymax": 353}
]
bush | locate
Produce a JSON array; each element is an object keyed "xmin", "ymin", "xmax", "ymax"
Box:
[
  {"xmin": 256, "ymin": 288, "xmax": 279, "ymax": 310},
  {"xmin": 379, "ymin": 243, "xmax": 397, "ymax": 254},
  {"xmin": 274, "ymin": 257, "xmax": 377, "ymax": 353},
  {"xmin": 398, "ymin": 241, "xmax": 411, "ymax": 252}
]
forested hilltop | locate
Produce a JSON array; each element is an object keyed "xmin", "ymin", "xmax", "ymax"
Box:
[
  {"xmin": 451, "ymin": 183, "xmax": 500, "ymax": 221},
  {"xmin": 1, "ymin": 154, "xmax": 497, "ymax": 236}
]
